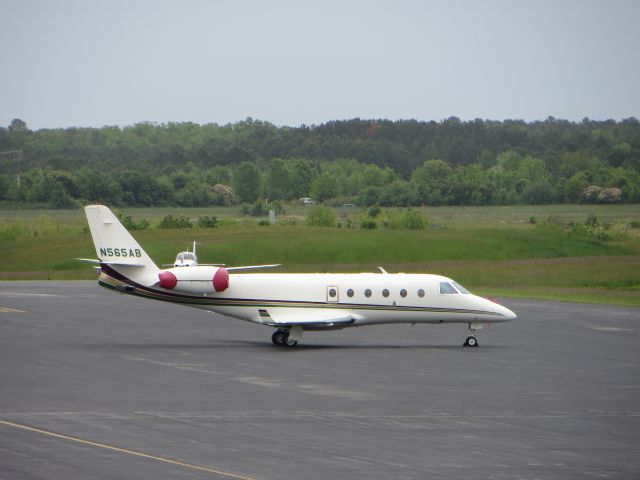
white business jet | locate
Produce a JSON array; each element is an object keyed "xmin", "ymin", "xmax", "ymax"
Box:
[{"xmin": 84, "ymin": 205, "xmax": 516, "ymax": 347}]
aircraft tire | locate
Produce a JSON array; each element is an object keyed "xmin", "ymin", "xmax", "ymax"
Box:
[
  {"xmin": 464, "ymin": 336, "xmax": 478, "ymax": 347},
  {"xmin": 272, "ymin": 330, "xmax": 286, "ymax": 346},
  {"xmin": 285, "ymin": 336, "xmax": 298, "ymax": 347}
]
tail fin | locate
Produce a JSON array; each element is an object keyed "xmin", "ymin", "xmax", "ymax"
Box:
[{"xmin": 84, "ymin": 205, "xmax": 159, "ymax": 284}]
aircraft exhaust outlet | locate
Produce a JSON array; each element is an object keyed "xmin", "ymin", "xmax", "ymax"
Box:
[{"xmin": 157, "ymin": 266, "xmax": 229, "ymax": 293}]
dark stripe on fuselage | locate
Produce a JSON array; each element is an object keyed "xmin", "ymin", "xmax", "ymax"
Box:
[{"xmin": 98, "ymin": 264, "xmax": 505, "ymax": 318}]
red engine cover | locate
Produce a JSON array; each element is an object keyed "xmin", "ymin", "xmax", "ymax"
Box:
[
  {"xmin": 158, "ymin": 271, "xmax": 177, "ymax": 289},
  {"xmin": 213, "ymin": 267, "xmax": 229, "ymax": 292}
]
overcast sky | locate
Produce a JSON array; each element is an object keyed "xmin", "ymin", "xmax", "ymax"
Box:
[{"xmin": 1, "ymin": 0, "xmax": 638, "ymax": 130}]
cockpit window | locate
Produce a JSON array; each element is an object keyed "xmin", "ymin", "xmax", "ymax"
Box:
[
  {"xmin": 439, "ymin": 282, "xmax": 459, "ymax": 294},
  {"xmin": 452, "ymin": 281, "xmax": 470, "ymax": 294},
  {"xmin": 183, "ymin": 253, "xmax": 195, "ymax": 260}
]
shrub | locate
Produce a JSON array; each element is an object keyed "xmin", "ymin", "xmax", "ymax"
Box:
[
  {"xmin": 360, "ymin": 219, "xmax": 377, "ymax": 229},
  {"xmin": 570, "ymin": 214, "xmax": 629, "ymax": 241},
  {"xmin": 211, "ymin": 184, "xmax": 235, "ymax": 205},
  {"xmin": 401, "ymin": 209, "xmax": 428, "ymax": 230},
  {"xmin": 48, "ymin": 183, "xmax": 77, "ymax": 209},
  {"xmin": 196, "ymin": 216, "xmax": 218, "ymax": 228},
  {"xmin": 306, "ymin": 205, "xmax": 336, "ymax": 227},
  {"xmin": 597, "ymin": 187, "xmax": 622, "ymax": 204},
  {"xmin": 582, "ymin": 185, "xmax": 602, "ymax": 203},
  {"xmin": 120, "ymin": 215, "xmax": 150, "ymax": 231},
  {"xmin": 270, "ymin": 200, "xmax": 286, "ymax": 215},
  {"xmin": 158, "ymin": 214, "xmax": 192, "ymax": 229},
  {"xmin": 582, "ymin": 186, "xmax": 622, "ymax": 204},
  {"xmin": 608, "ymin": 223, "xmax": 630, "ymax": 240},
  {"xmin": 240, "ymin": 200, "xmax": 269, "ymax": 217},
  {"xmin": 368, "ymin": 206, "xmax": 381, "ymax": 218}
]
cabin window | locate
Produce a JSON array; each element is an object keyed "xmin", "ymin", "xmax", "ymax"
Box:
[
  {"xmin": 452, "ymin": 281, "xmax": 470, "ymax": 294},
  {"xmin": 382, "ymin": 289, "xmax": 390, "ymax": 298},
  {"xmin": 400, "ymin": 289, "xmax": 407, "ymax": 297},
  {"xmin": 328, "ymin": 288, "xmax": 337, "ymax": 298},
  {"xmin": 347, "ymin": 288, "xmax": 354, "ymax": 297},
  {"xmin": 417, "ymin": 289, "xmax": 425, "ymax": 298},
  {"xmin": 365, "ymin": 289, "xmax": 372, "ymax": 298},
  {"xmin": 439, "ymin": 282, "xmax": 459, "ymax": 294}
]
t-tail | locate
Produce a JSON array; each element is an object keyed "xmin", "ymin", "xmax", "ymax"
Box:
[{"xmin": 84, "ymin": 205, "xmax": 159, "ymax": 286}]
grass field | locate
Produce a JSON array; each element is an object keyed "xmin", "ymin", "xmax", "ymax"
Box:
[{"xmin": 1, "ymin": 204, "xmax": 639, "ymax": 307}]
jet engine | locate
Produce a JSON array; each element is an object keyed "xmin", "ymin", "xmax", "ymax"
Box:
[{"xmin": 158, "ymin": 266, "xmax": 229, "ymax": 294}]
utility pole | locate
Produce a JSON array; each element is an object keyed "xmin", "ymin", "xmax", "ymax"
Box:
[{"xmin": 0, "ymin": 150, "xmax": 23, "ymax": 188}]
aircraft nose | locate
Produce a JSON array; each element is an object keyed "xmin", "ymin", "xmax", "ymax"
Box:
[{"xmin": 500, "ymin": 304, "xmax": 518, "ymax": 321}]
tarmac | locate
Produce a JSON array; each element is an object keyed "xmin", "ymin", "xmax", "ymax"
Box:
[{"xmin": 1, "ymin": 281, "xmax": 639, "ymax": 480}]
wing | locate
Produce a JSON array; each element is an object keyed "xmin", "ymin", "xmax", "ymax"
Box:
[
  {"xmin": 227, "ymin": 264, "xmax": 281, "ymax": 271},
  {"xmin": 259, "ymin": 308, "xmax": 360, "ymax": 328}
]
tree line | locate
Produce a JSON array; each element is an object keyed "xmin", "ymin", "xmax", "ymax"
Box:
[{"xmin": 1, "ymin": 116, "xmax": 638, "ymax": 208}]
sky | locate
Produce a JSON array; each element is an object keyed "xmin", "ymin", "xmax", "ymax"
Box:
[{"xmin": 1, "ymin": 0, "xmax": 639, "ymax": 130}]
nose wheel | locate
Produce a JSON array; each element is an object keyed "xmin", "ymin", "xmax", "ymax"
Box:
[{"xmin": 463, "ymin": 335, "xmax": 478, "ymax": 347}]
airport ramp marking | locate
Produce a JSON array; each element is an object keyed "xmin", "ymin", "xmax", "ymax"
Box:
[
  {"xmin": 0, "ymin": 307, "xmax": 26, "ymax": 313},
  {"xmin": 0, "ymin": 418, "xmax": 255, "ymax": 480}
]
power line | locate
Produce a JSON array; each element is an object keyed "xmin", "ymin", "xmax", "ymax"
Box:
[{"xmin": 0, "ymin": 150, "xmax": 23, "ymax": 188}]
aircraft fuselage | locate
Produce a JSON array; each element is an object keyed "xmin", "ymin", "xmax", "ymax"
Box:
[{"xmin": 98, "ymin": 268, "xmax": 515, "ymax": 329}]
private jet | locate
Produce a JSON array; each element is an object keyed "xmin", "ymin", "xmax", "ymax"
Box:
[{"xmin": 83, "ymin": 205, "xmax": 516, "ymax": 347}]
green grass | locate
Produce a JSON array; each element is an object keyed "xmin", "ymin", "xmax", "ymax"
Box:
[
  {"xmin": 3, "ymin": 203, "xmax": 639, "ymax": 227},
  {"xmin": 1, "ymin": 204, "xmax": 639, "ymax": 307}
]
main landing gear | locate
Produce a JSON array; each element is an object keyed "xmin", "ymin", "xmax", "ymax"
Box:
[
  {"xmin": 271, "ymin": 330, "xmax": 296, "ymax": 347},
  {"xmin": 271, "ymin": 326, "xmax": 303, "ymax": 348}
]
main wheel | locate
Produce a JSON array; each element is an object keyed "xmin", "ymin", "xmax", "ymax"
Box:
[
  {"xmin": 285, "ymin": 336, "xmax": 298, "ymax": 347},
  {"xmin": 464, "ymin": 336, "xmax": 478, "ymax": 347},
  {"xmin": 272, "ymin": 330, "xmax": 286, "ymax": 346}
]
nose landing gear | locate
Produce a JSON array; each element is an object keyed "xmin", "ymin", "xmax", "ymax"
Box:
[{"xmin": 463, "ymin": 322, "xmax": 482, "ymax": 347}]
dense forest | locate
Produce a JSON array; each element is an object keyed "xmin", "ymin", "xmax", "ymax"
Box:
[{"xmin": 1, "ymin": 116, "xmax": 639, "ymax": 208}]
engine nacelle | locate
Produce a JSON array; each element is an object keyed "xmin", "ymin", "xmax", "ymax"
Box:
[{"xmin": 158, "ymin": 266, "xmax": 229, "ymax": 294}]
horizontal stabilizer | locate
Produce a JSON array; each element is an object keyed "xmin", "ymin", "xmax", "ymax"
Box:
[
  {"xmin": 75, "ymin": 257, "xmax": 146, "ymax": 267},
  {"xmin": 75, "ymin": 258, "xmax": 100, "ymax": 264}
]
